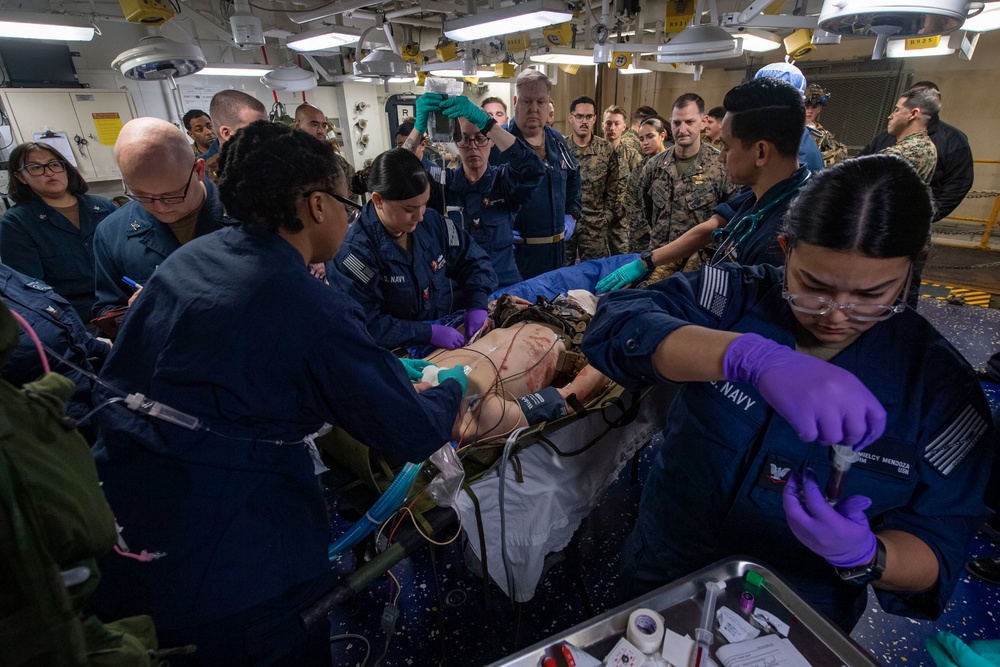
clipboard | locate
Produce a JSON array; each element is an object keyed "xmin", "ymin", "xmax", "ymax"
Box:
[{"xmin": 32, "ymin": 130, "xmax": 78, "ymax": 167}]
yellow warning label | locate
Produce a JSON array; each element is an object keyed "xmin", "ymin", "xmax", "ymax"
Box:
[
  {"xmin": 92, "ymin": 112, "xmax": 123, "ymax": 146},
  {"xmin": 906, "ymin": 35, "xmax": 941, "ymax": 50}
]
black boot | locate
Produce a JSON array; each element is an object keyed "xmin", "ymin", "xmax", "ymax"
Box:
[{"xmin": 966, "ymin": 556, "xmax": 1000, "ymax": 585}]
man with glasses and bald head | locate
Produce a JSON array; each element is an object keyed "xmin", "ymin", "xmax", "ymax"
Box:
[
  {"xmin": 401, "ymin": 93, "xmax": 545, "ymax": 287},
  {"xmin": 93, "ymin": 117, "xmax": 228, "ymax": 316}
]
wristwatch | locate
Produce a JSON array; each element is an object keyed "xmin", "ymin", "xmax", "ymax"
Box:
[
  {"xmin": 835, "ymin": 537, "xmax": 886, "ymax": 585},
  {"xmin": 639, "ymin": 249, "xmax": 655, "ymax": 270},
  {"xmin": 481, "ymin": 117, "xmax": 497, "ymax": 135}
]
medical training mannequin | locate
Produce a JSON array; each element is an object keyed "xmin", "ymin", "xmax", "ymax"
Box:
[
  {"xmin": 89, "ymin": 122, "xmax": 466, "ymax": 666},
  {"xmin": 406, "ymin": 291, "xmax": 611, "ymax": 443},
  {"xmin": 583, "ymin": 154, "xmax": 992, "ymax": 632},
  {"xmin": 332, "ymin": 148, "xmax": 498, "ymax": 351}
]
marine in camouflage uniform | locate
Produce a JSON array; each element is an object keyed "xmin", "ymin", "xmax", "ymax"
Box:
[
  {"xmin": 881, "ymin": 131, "xmax": 937, "ymax": 184},
  {"xmin": 621, "ymin": 128, "xmax": 642, "ymax": 157},
  {"xmin": 626, "ymin": 145, "xmax": 736, "ymax": 269},
  {"xmin": 565, "ymin": 133, "xmax": 619, "ymax": 262},
  {"xmin": 701, "ymin": 132, "xmax": 724, "ymax": 152},
  {"xmin": 607, "ymin": 141, "xmax": 644, "ymax": 256},
  {"xmin": 808, "ymin": 123, "xmax": 848, "ymax": 166}
]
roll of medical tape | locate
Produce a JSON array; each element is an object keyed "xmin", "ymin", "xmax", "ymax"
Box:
[{"xmin": 626, "ymin": 608, "xmax": 666, "ymax": 655}]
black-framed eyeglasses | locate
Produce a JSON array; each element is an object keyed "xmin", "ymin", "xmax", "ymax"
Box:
[
  {"xmin": 18, "ymin": 160, "xmax": 66, "ymax": 176},
  {"xmin": 781, "ymin": 254, "xmax": 911, "ymax": 322},
  {"xmin": 123, "ymin": 162, "xmax": 197, "ymax": 205},
  {"xmin": 456, "ymin": 135, "xmax": 490, "ymax": 148},
  {"xmin": 306, "ymin": 188, "xmax": 363, "ymax": 224},
  {"xmin": 570, "ymin": 113, "xmax": 596, "ymax": 121}
]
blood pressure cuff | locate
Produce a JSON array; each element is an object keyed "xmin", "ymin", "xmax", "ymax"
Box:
[{"xmin": 517, "ymin": 386, "xmax": 568, "ymax": 426}]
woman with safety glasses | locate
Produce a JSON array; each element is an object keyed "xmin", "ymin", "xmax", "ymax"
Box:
[
  {"xmin": 0, "ymin": 142, "xmax": 116, "ymax": 322},
  {"xmin": 400, "ymin": 93, "xmax": 546, "ymax": 288},
  {"xmin": 583, "ymin": 154, "xmax": 992, "ymax": 632}
]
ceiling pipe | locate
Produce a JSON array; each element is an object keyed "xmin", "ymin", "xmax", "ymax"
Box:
[
  {"xmin": 288, "ymin": 0, "xmax": 374, "ymax": 25},
  {"xmin": 345, "ymin": 9, "xmax": 442, "ymax": 29}
]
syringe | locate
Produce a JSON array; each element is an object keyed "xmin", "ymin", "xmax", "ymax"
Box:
[
  {"xmin": 694, "ymin": 580, "xmax": 726, "ymax": 667},
  {"xmin": 825, "ymin": 444, "xmax": 861, "ymax": 505}
]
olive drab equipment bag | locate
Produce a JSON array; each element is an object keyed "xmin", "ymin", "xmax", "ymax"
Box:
[{"xmin": 0, "ymin": 302, "xmax": 175, "ymax": 666}]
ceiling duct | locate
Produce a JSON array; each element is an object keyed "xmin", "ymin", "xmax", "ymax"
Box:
[
  {"xmin": 112, "ymin": 35, "xmax": 206, "ymax": 80},
  {"xmin": 818, "ymin": 0, "xmax": 982, "ymax": 39}
]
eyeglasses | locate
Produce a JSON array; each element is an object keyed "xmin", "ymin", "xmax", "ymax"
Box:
[
  {"xmin": 570, "ymin": 113, "xmax": 596, "ymax": 121},
  {"xmin": 456, "ymin": 135, "xmax": 490, "ymax": 148},
  {"xmin": 306, "ymin": 188, "xmax": 363, "ymax": 224},
  {"xmin": 781, "ymin": 258, "xmax": 911, "ymax": 322},
  {"xmin": 123, "ymin": 162, "xmax": 197, "ymax": 205},
  {"xmin": 18, "ymin": 160, "xmax": 66, "ymax": 176}
]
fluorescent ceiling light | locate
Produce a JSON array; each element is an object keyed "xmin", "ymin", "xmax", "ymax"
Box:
[
  {"xmin": 287, "ymin": 24, "xmax": 363, "ymax": 52},
  {"xmin": 885, "ymin": 36, "xmax": 957, "ymax": 58},
  {"xmin": 196, "ymin": 65, "xmax": 271, "ymax": 76},
  {"xmin": 529, "ymin": 47, "xmax": 598, "ymax": 66},
  {"xmin": 0, "ymin": 12, "xmax": 95, "ymax": 41},
  {"xmin": 732, "ymin": 29, "xmax": 782, "ymax": 52},
  {"xmin": 962, "ymin": 2, "xmax": 1000, "ymax": 31},
  {"xmin": 656, "ymin": 24, "xmax": 743, "ymax": 62},
  {"xmin": 444, "ymin": 0, "xmax": 574, "ymax": 42},
  {"xmin": 619, "ymin": 63, "xmax": 652, "ymax": 74},
  {"xmin": 425, "ymin": 68, "xmax": 496, "ymax": 78}
]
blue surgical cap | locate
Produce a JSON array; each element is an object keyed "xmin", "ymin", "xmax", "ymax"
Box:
[{"xmin": 753, "ymin": 62, "xmax": 806, "ymax": 95}]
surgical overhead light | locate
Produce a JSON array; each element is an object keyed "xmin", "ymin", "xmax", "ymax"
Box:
[
  {"xmin": 618, "ymin": 61, "xmax": 653, "ymax": 74},
  {"xmin": 0, "ymin": 12, "xmax": 96, "ymax": 41},
  {"xmin": 112, "ymin": 36, "xmax": 206, "ymax": 80},
  {"xmin": 529, "ymin": 47, "xmax": 599, "ymax": 66},
  {"xmin": 655, "ymin": 24, "xmax": 743, "ymax": 62},
  {"xmin": 261, "ymin": 62, "xmax": 319, "ymax": 91},
  {"xmin": 444, "ymin": 0, "xmax": 574, "ymax": 42},
  {"xmin": 288, "ymin": 24, "xmax": 364, "ymax": 52},
  {"xmin": 818, "ymin": 0, "xmax": 982, "ymax": 39},
  {"xmin": 962, "ymin": 1, "xmax": 1000, "ymax": 30}
]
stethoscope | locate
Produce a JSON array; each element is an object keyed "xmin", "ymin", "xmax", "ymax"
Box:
[{"xmin": 709, "ymin": 171, "xmax": 811, "ymax": 267}]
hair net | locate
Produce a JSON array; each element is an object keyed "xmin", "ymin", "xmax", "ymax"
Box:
[{"xmin": 754, "ymin": 62, "xmax": 806, "ymax": 95}]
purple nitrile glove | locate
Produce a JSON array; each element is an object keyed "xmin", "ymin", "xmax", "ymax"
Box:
[
  {"xmin": 783, "ymin": 468, "xmax": 877, "ymax": 567},
  {"xmin": 723, "ymin": 333, "xmax": 886, "ymax": 450},
  {"xmin": 464, "ymin": 308, "xmax": 488, "ymax": 337},
  {"xmin": 512, "ymin": 230, "xmax": 523, "ymax": 242},
  {"xmin": 564, "ymin": 214, "xmax": 576, "ymax": 241},
  {"xmin": 430, "ymin": 324, "xmax": 466, "ymax": 350}
]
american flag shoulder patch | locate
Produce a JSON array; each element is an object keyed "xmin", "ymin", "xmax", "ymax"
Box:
[
  {"xmin": 924, "ymin": 404, "xmax": 988, "ymax": 477},
  {"xmin": 341, "ymin": 253, "xmax": 375, "ymax": 286},
  {"xmin": 698, "ymin": 265, "xmax": 730, "ymax": 318}
]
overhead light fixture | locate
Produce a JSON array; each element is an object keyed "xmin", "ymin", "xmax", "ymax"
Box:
[
  {"xmin": 113, "ymin": 36, "xmax": 206, "ymax": 80},
  {"xmin": 529, "ymin": 47, "xmax": 598, "ymax": 66},
  {"xmin": 886, "ymin": 33, "xmax": 960, "ymax": 57},
  {"xmin": 195, "ymin": 64, "xmax": 271, "ymax": 76},
  {"xmin": 731, "ymin": 28, "xmax": 783, "ymax": 52},
  {"xmin": 818, "ymin": 0, "xmax": 978, "ymax": 39},
  {"xmin": 354, "ymin": 48, "xmax": 416, "ymax": 79},
  {"xmin": 421, "ymin": 61, "xmax": 495, "ymax": 78},
  {"xmin": 0, "ymin": 11, "xmax": 96, "ymax": 41},
  {"xmin": 656, "ymin": 24, "xmax": 743, "ymax": 62},
  {"xmin": 262, "ymin": 62, "xmax": 319, "ymax": 91},
  {"xmin": 288, "ymin": 24, "xmax": 363, "ymax": 52},
  {"xmin": 444, "ymin": 0, "xmax": 574, "ymax": 42},
  {"xmin": 962, "ymin": 1, "xmax": 1000, "ymax": 30},
  {"xmin": 424, "ymin": 68, "xmax": 496, "ymax": 78}
]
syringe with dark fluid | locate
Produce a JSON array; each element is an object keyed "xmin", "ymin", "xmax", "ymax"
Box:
[{"xmin": 825, "ymin": 444, "xmax": 861, "ymax": 505}]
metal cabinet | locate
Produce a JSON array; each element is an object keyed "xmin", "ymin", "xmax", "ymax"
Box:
[{"xmin": 0, "ymin": 88, "xmax": 137, "ymax": 182}]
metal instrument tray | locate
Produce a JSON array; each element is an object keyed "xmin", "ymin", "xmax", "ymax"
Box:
[{"xmin": 488, "ymin": 557, "xmax": 880, "ymax": 666}]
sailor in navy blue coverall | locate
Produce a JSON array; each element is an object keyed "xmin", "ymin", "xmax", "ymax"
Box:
[
  {"xmin": 0, "ymin": 262, "xmax": 109, "ymax": 436},
  {"xmin": 89, "ymin": 121, "xmax": 464, "ymax": 665},
  {"xmin": 333, "ymin": 180, "xmax": 497, "ymax": 350},
  {"xmin": 584, "ymin": 156, "xmax": 992, "ymax": 632}
]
